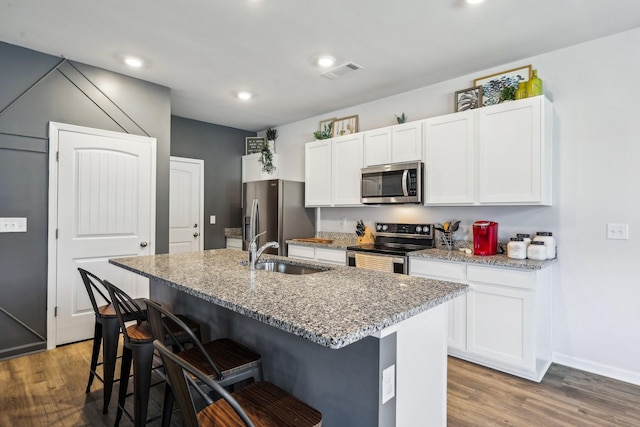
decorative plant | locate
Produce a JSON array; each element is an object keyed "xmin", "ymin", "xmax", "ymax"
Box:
[
  {"xmin": 313, "ymin": 121, "xmax": 333, "ymax": 140},
  {"xmin": 266, "ymin": 127, "xmax": 278, "ymax": 142},
  {"xmin": 395, "ymin": 113, "xmax": 407, "ymax": 124},
  {"xmin": 258, "ymin": 143, "xmax": 276, "ymax": 174},
  {"xmin": 499, "ymin": 85, "xmax": 517, "ymax": 102}
]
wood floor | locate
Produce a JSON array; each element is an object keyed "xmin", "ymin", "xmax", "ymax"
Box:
[{"xmin": 1, "ymin": 340, "xmax": 639, "ymax": 426}]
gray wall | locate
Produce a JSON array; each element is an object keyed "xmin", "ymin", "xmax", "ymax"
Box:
[
  {"xmin": 0, "ymin": 41, "xmax": 171, "ymax": 358},
  {"xmin": 170, "ymin": 116, "xmax": 254, "ymax": 249}
]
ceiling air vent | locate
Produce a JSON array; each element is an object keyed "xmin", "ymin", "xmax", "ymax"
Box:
[{"xmin": 321, "ymin": 62, "xmax": 364, "ymax": 80}]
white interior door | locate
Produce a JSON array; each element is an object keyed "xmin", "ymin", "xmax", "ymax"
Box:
[
  {"xmin": 169, "ymin": 157, "xmax": 203, "ymax": 254},
  {"xmin": 48, "ymin": 122, "xmax": 156, "ymax": 346}
]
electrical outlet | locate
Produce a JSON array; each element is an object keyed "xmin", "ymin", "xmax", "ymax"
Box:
[
  {"xmin": 210, "ymin": 215, "xmax": 216, "ymax": 225},
  {"xmin": 606, "ymin": 223, "xmax": 628, "ymax": 240},
  {"xmin": 381, "ymin": 364, "xmax": 395, "ymax": 404},
  {"xmin": 341, "ymin": 217, "xmax": 347, "ymax": 230},
  {"xmin": 0, "ymin": 217, "xmax": 27, "ymax": 233}
]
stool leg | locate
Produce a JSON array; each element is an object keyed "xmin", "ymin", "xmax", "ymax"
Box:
[
  {"xmin": 102, "ymin": 318, "xmax": 121, "ymax": 413},
  {"xmin": 161, "ymin": 383, "xmax": 174, "ymax": 427},
  {"xmin": 86, "ymin": 321, "xmax": 102, "ymax": 393},
  {"xmin": 115, "ymin": 346, "xmax": 132, "ymax": 427},
  {"xmin": 132, "ymin": 342, "xmax": 154, "ymax": 427}
]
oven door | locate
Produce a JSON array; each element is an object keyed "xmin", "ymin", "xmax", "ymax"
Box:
[{"xmin": 347, "ymin": 251, "xmax": 407, "ymax": 274}]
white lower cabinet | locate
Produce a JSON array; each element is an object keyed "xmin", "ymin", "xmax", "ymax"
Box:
[
  {"xmin": 288, "ymin": 244, "xmax": 346, "ymax": 265},
  {"xmin": 226, "ymin": 237, "xmax": 243, "ymax": 250},
  {"xmin": 409, "ymin": 257, "xmax": 552, "ymax": 382}
]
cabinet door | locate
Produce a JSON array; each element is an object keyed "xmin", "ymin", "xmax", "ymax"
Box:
[
  {"xmin": 288, "ymin": 244, "xmax": 315, "ymax": 260},
  {"xmin": 478, "ymin": 97, "xmax": 544, "ymax": 204},
  {"xmin": 332, "ymin": 134, "xmax": 363, "ymax": 206},
  {"xmin": 391, "ymin": 121, "xmax": 423, "ymax": 163},
  {"xmin": 305, "ymin": 140, "xmax": 332, "ymax": 206},
  {"xmin": 315, "ymin": 248, "xmax": 346, "ymax": 265},
  {"xmin": 242, "ymin": 153, "xmax": 278, "ymax": 182},
  {"xmin": 424, "ymin": 111, "xmax": 476, "ymax": 205},
  {"xmin": 466, "ymin": 282, "xmax": 534, "ymax": 370},
  {"xmin": 363, "ymin": 127, "xmax": 392, "ymax": 166}
]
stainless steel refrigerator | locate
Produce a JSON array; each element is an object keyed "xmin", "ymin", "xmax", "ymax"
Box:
[{"xmin": 242, "ymin": 180, "xmax": 315, "ymax": 256}]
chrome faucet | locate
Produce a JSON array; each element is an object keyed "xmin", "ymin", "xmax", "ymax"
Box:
[{"xmin": 249, "ymin": 231, "xmax": 280, "ymax": 270}]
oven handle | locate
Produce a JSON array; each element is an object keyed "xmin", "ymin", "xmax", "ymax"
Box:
[{"xmin": 401, "ymin": 169, "xmax": 409, "ymax": 197}]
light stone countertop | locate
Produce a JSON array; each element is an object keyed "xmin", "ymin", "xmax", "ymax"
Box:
[
  {"xmin": 110, "ymin": 249, "xmax": 467, "ymax": 349},
  {"xmin": 224, "ymin": 228, "xmax": 242, "ymax": 238},
  {"xmin": 287, "ymin": 231, "xmax": 358, "ymax": 249},
  {"xmin": 410, "ymin": 248, "xmax": 557, "ymax": 270}
]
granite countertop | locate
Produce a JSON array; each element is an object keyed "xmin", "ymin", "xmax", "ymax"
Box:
[
  {"xmin": 110, "ymin": 249, "xmax": 466, "ymax": 349},
  {"xmin": 409, "ymin": 248, "xmax": 557, "ymax": 270},
  {"xmin": 224, "ymin": 228, "xmax": 242, "ymax": 238},
  {"xmin": 287, "ymin": 231, "xmax": 358, "ymax": 249}
]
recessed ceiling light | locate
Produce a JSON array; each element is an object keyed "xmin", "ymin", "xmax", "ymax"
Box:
[
  {"xmin": 466, "ymin": 0, "xmax": 485, "ymax": 4},
  {"xmin": 237, "ymin": 91, "xmax": 252, "ymax": 100},
  {"xmin": 124, "ymin": 56, "xmax": 143, "ymax": 68},
  {"xmin": 318, "ymin": 56, "xmax": 336, "ymax": 67}
]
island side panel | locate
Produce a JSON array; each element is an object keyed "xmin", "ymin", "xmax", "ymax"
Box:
[{"xmin": 151, "ymin": 278, "xmax": 390, "ymax": 427}]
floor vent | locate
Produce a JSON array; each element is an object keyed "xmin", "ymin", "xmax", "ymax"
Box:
[{"xmin": 321, "ymin": 62, "xmax": 364, "ymax": 80}]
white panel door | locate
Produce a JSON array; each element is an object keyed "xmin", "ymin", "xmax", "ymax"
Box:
[
  {"xmin": 51, "ymin": 123, "xmax": 156, "ymax": 346},
  {"xmin": 169, "ymin": 157, "xmax": 203, "ymax": 254}
]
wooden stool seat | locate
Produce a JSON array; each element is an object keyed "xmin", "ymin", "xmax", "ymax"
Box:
[
  {"xmin": 126, "ymin": 315, "xmax": 201, "ymax": 343},
  {"xmin": 97, "ymin": 297, "xmax": 146, "ymax": 317},
  {"xmin": 178, "ymin": 338, "xmax": 262, "ymax": 378},
  {"xmin": 198, "ymin": 381, "xmax": 322, "ymax": 427}
]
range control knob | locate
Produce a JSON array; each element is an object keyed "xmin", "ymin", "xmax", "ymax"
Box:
[
  {"xmin": 376, "ymin": 224, "xmax": 383, "ymax": 231},
  {"xmin": 382, "ymin": 224, "xmax": 388, "ymax": 231},
  {"xmin": 421, "ymin": 225, "xmax": 430, "ymax": 234},
  {"xmin": 416, "ymin": 226, "xmax": 422, "ymax": 233}
]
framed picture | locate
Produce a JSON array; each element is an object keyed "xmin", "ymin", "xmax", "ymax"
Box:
[
  {"xmin": 474, "ymin": 65, "xmax": 532, "ymax": 107},
  {"xmin": 245, "ymin": 137, "xmax": 266, "ymax": 154},
  {"xmin": 454, "ymin": 86, "xmax": 483, "ymax": 112},
  {"xmin": 319, "ymin": 117, "xmax": 336, "ymax": 131},
  {"xmin": 332, "ymin": 115, "xmax": 359, "ymax": 137}
]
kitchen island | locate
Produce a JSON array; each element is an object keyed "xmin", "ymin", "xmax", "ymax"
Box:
[{"xmin": 110, "ymin": 249, "xmax": 467, "ymax": 427}]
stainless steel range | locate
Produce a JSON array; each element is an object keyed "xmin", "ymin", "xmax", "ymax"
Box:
[{"xmin": 346, "ymin": 223, "xmax": 435, "ymax": 274}]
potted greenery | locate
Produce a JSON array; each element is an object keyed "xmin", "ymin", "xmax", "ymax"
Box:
[
  {"xmin": 500, "ymin": 85, "xmax": 517, "ymax": 102},
  {"xmin": 260, "ymin": 128, "xmax": 277, "ymax": 173},
  {"xmin": 313, "ymin": 122, "xmax": 333, "ymax": 140}
]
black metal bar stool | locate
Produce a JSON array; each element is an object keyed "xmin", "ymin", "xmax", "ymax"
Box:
[
  {"xmin": 79, "ymin": 268, "xmax": 146, "ymax": 413},
  {"xmin": 104, "ymin": 280, "xmax": 201, "ymax": 426}
]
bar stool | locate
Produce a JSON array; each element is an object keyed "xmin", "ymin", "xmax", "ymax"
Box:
[
  {"xmin": 154, "ymin": 339, "xmax": 323, "ymax": 427},
  {"xmin": 104, "ymin": 280, "xmax": 201, "ymax": 426},
  {"xmin": 79, "ymin": 268, "xmax": 145, "ymax": 413}
]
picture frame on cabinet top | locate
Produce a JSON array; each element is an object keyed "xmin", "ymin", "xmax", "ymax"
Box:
[
  {"xmin": 332, "ymin": 115, "xmax": 359, "ymax": 137},
  {"xmin": 245, "ymin": 137, "xmax": 266, "ymax": 154},
  {"xmin": 455, "ymin": 86, "xmax": 483, "ymax": 112},
  {"xmin": 474, "ymin": 65, "xmax": 531, "ymax": 107},
  {"xmin": 319, "ymin": 117, "xmax": 336, "ymax": 131}
]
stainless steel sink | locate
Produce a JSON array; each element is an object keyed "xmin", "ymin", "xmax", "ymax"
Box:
[{"xmin": 254, "ymin": 260, "xmax": 328, "ymax": 275}]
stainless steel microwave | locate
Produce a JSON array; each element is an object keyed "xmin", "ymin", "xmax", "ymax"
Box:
[{"xmin": 361, "ymin": 161, "xmax": 423, "ymax": 204}]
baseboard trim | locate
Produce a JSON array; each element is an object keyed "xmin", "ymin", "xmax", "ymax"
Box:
[{"xmin": 552, "ymin": 352, "xmax": 640, "ymax": 386}]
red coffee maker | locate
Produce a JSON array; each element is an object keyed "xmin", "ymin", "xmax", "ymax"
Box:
[{"xmin": 472, "ymin": 221, "xmax": 499, "ymax": 256}]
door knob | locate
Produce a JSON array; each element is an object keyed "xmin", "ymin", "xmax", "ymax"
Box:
[
  {"xmin": 140, "ymin": 241, "xmax": 148, "ymax": 248},
  {"xmin": 193, "ymin": 232, "xmax": 200, "ymax": 237}
]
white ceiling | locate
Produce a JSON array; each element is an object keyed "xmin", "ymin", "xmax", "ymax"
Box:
[{"xmin": 1, "ymin": 0, "xmax": 640, "ymax": 132}]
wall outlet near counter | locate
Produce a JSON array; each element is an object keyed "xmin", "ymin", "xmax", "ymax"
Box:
[
  {"xmin": 606, "ymin": 223, "xmax": 628, "ymax": 240},
  {"xmin": 381, "ymin": 364, "xmax": 395, "ymax": 404}
]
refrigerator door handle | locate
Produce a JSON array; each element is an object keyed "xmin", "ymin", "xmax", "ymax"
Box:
[{"xmin": 249, "ymin": 198, "xmax": 259, "ymax": 242}]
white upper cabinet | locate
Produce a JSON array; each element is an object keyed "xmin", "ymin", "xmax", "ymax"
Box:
[
  {"xmin": 424, "ymin": 96, "xmax": 553, "ymax": 206},
  {"xmin": 242, "ymin": 153, "xmax": 279, "ymax": 182},
  {"xmin": 424, "ymin": 110, "xmax": 476, "ymax": 205},
  {"xmin": 331, "ymin": 133, "xmax": 364, "ymax": 206},
  {"xmin": 478, "ymin": 96, "xmax": 552, "ymax": 205},
  {"xmin": 363, "ymin": 121, "xmax": 423, "ymax": 166},
  {"xmin": 305, "ymin": 139, "xmax": 332, "ymax": 206}
]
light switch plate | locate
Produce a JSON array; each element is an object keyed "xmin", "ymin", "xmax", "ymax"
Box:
[
  {"xmin": 210, "ymin": 215, "xmax": 216, "ymax": 225},
  {"xmin": 606, "ymin": 223, "xmax": 629, "ymax": 240},
  {"xmin": 0, "ymin": 217, "xmax": 27, "ymax": 233},
  {"xmin": 381, "ymin": 364, "xmax": 395, "ymax": 404}
]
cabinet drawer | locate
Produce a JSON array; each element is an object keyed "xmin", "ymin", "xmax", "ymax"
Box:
[
  {"xmin": 226, "ymin": 237, "xmax": 243, "ymax": 250},
  {"xmin": 315, "ymin": 248, "xmax": 346, "ymax": 265},
  {"xmin": 467, "ymin": 265, "xmax": 534, "ymax": 290},
  {"xmin": 409, "ymin": 258, "xmax": 465, "ymax": 282},
  {"xmin": 288, "ymin": 244, "xmax": 315, "ymax": 260}
]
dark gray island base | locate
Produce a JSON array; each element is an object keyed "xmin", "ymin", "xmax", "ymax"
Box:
[{"xmin": 110, "ymin": 249, "xmax": 467, "ymax": 427}]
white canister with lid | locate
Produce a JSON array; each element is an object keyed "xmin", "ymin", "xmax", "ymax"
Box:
[
  {"xmin": 507, "ymin": 237, "xmax": 527, "ymax": 260},
  {"xmin": 527, "ymin": 241, "xmax": 547, "ymax": 260},
  {"xmin": 516, "ymin": 233, "xmax": 532, "ymax": 245},
  {"xmin": 533, "ymin": 232, "xmax": 556, "ymax": 259}
]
